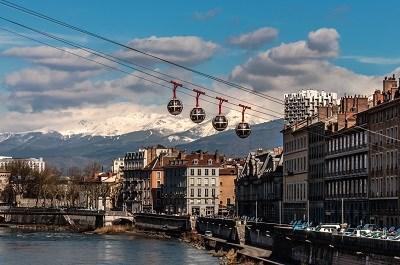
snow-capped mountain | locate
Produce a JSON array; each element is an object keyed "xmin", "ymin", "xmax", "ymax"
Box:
[
  {"xmin": 0, "ymin": 115, "xmax": 283, "ymax": 172},
  {"xmin": 35, "ymin": 110, "xmax": 266, "ymax": 139}
]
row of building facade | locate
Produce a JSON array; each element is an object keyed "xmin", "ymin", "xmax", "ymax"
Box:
[
  {"xmin": 119, "ymin": 145, "xmax": 238, "ymax": 216},
  {"xmin": 281, "ymin": 75, "xmax": 400, "ymax": 227}
]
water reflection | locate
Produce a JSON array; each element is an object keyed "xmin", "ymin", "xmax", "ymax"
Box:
[{"xmin": 0, "ymin": 229, "xmax": 218, "ymax": 265}]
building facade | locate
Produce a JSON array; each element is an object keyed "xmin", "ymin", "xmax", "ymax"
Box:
[
  {"xmin": 283, "ymin": 122, "xmax": 309, "ymax": 223},
  {"xmin": 361, "ymin": 75, "xmax": 400, "ymax": 227},
  {"xmin": 123, "ymin": 145, "xmax": 177, "ymax": 213},
  {"xmin": 307, "ymin": 122, "xmax": 326, "ymax": 224},
  {"xmin": 323, "ymin": 96, "xmax": 370, "ymax": 226},
  {"xmin": 112, "ymin": 157, "xmax": 125, "ymax": 174},
  {"xmin": 324, "ymin": 126, "xmax": 369, "ymax": 226},
  {"xmin": 284, "ymin": 90, "xmax": 337, "ymax": 125},
  {"xmin": 0, "ymin": 156, "xmax": 45, "ymax": 173},
  {"xmin": 237, "ymin": 148, "xmax": 283, "ymax": 223},
  {"xmin": 0, "ymin": 169, "xmax": 10, "ymax": 202},
  {"xmin": 162, "ymin": 151, "xmax": 221, "ymax": 216},
  {"xmin": 218, "ymin": 163, "xmax": 238, "ymax": 216}
]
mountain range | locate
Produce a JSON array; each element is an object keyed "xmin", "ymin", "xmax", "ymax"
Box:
[{"xmin": 0, "ymin": 114, "xmax": 283, "ymax": 172}]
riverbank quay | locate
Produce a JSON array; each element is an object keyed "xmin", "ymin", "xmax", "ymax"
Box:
[
  {"xmin": 5, "ymin": 210, "xmax": 400, "ymax": 264},
  {"xmin": 196, "ymin": 217, "xmax": 400, "ymax": 265}
]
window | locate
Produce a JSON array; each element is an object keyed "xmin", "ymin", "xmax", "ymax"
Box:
[
  {"xmin": 208, "ymin": 159, "xmax": 213, "ymax": 165},
  {"xmin": 157, "ymin": 171, "xmax": 161, "ymax": 179},
  {"xmin": 205, "ymin": 189, "xmax": 209, "ymax": 197},
  {"xmin": 205, "ymin": 169, "xmax": 209, "ymax": 175},
  {"xmin": 227, "ymin": 198, "xmax": 231, "ymax": 205},
  {"xmin": 212, "ymin": 189, "xmax": 215, "ymax": 197},
  {"xmin": 197, "ymin": 178, "xmax": 201, "ymax": 186},
  {"xmin": 211, "ymin": 178, "xmax": 216, "ymax": 186},
  {"xmin": 157, "ymin": 180, "xmax": 161, "ymax": 188},
  {"xmin": 198, "ymin": 189, "xmax": 201, "ymax": 197},
  {"xmin": 190, "ymin": 169, "xmax": 195, "ymax": 175},
  {"xmin": 193, "ymin": 159, "xmax": 198, "ymax": 165},
  {"xmin": 212, "ymin": 169, "xmax": 216, "ymax": 175},
  {"xmin": 190, "ymin": 178, "xmax": 194, "ymax": 186},
  {"xmin": 190, "ymin": 189, "xmax": 194, "ymax": 197},
  {"xmin": 204, "ymin": 178, "xmax": 209, "ymax": 186},
  {"xmin": 197, "ymin": 169, "xmax": 201, "ymax": 175}
]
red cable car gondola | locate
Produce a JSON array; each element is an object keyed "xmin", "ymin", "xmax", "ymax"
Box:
[
  {"xmin": 235, "ymin": 104, "xmax": 251, "ymax": 138},
  {"xmin": 212, "ymin": 97, "xmax": 228, "ymax": 131},
  {"xmin": 190, "ymin": 89, "xmax": 206, "ymax": 123},
  {"xmin": 167, "ymin": 81, "xmax": 183, "ymax": 115}
]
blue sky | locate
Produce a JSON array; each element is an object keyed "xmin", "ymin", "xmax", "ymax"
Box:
[{"xmin": 0, "ymin": 1, "xmax": 398, "ymax": 133}]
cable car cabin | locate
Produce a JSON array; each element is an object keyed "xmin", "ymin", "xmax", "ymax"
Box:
[
  {"xmin": 212, "ymin": 115, "xmax": 228, "ymax": 131},
  {"xmin": 235, "ymin": 122, "xmax": 251, "ymax": 138},
  {"xmin": 190, "ymin": 107, "xmax": 206, "ymax": 123},
  {"xmin": 167, "ymin": 99, "xmax": 183, "ymax": 115}
]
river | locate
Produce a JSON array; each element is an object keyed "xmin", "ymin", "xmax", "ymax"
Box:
[{"xmin": 0, "ymin": 229, "xmax": 219, "ymax": 265}]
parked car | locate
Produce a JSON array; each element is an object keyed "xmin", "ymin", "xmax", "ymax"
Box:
[
  {"xmin": 344, "ymin": 228, "xmax": 356, "ymax": 236},
  {"xmin": 387, "ymin": 226, "xmax": 397, "ymax": 236},
  {"xmin": 317, "ymin": 224, "xmax": 341, "ymax": 233},
  {"xmin": 204, "ymin": 231, "xmax": 213, "ymax": 237},
  {"xmin": 363, "ymin": 224, "xmax": 377, "ymax": 232}
]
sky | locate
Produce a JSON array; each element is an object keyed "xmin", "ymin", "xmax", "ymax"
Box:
[{"xmin": 0, "ymin": 0, "xmax": 399, "ymax": 134}]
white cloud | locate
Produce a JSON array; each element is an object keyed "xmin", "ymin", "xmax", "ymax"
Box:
[
  {"xmin": 229, "ymin": 27, "xmax": 379, "ymax": 97},
  {"xmin": 115, "ymin": 36, "xmax": 218, "ymax": 66},
  {"xmin": 307, "ymin": 28, "xmax": 339, "ymax": 55},
  {"xmin": 2, "ymin": 46, "xmax": 107, "ymax": 71},
  {"xmin": 342, "ymin": 55, "xmax": 400, "ymax": 65},
  {"xmin": 229, "ymin": 27, "xmax": 278, "ymax": 49},
  {"xmin": 5, "ymin": 67, "xmax": 101, "ymax": 91}
]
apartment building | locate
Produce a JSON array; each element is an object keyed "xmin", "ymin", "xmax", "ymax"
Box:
[
  {"xmin": 284, "ymin": 90, "xmax": 337, "ymax": 125},
  {"xmin": 162, "ymin": 151, "xmax": 222, "ymax": 216},
  {"xmin": 0, "ymin": 169, "xmax": 10, "ymax": 202},
  {"xmin": 282, "ymin": 121, "xmax": 309, "ymax": 223},
  {"xmin": 0, "ymin": 156, "xmax": 45, "ymax": 173},
  {"xmin": 218, "ymin": 161, "xmax": 238, "ymax": 215},
  {"xmin": 324, "ymin": 96, "xmax": 369, "ymax": 226},
  {"xmin": 236, "ymin": 148, "xmax": 283, "ymax": 223},
  {"xmin": 359, "ymin": 75, "xmax": 400, "ymax": 227},
  {"xmin": 123, "ymin": 145, "xmax": 177, "ymax": 213}
]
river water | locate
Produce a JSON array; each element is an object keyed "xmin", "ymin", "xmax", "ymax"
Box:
[{"xmin": 0, "ymin": 229, "xmax": 219, "ymax": 265}]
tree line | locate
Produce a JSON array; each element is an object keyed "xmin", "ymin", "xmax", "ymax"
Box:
[{"xmin": 0, "ymin": 161, "xmax": 121, "ymax": 209}]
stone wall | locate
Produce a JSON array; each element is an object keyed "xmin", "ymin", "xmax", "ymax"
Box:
[{"xmin": 134, "ymin": 214, "xmax": 191, "ymax": 232}]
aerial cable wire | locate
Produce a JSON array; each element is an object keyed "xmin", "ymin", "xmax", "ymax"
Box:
[
  {"xmin": 2, "ymin": 24, "xmax": 399, "ymax": 149},
  {"xmin": 0, "ymin": 0, "xmax": 284, "ymax": 105},
  {"xmin": 0, "ymin": 15, "xmax": 283, "ymax": 120},
  {"xmin": 0, "ymin": 26, "xmax": 272, "ymax": 123}
]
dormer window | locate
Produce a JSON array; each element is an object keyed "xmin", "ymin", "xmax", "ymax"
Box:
[
  {"xmin": 208, "ymin": 159, "xmax": 213, "ymax": 165},
  {"xmin": 193, "ymin": 159, "xmax": 198, "ymax": 165}
]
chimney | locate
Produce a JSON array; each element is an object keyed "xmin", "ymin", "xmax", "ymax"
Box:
[
  {"xmin": 215, "ymin": 150, "xmax": 220, "ymax": 163},
  {"xmin": 383, "ymin": 74, "xmax": 397, "ymax": 92},
  {"xmin": 200, "ymin": 152, "xmax": 204, "ymax": 160}
]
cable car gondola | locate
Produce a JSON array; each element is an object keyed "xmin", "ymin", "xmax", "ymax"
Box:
[
  {"xmin": 167, "ymin": 81, "xmax": 183, "ymax": 115},
  {"xmin": 190, "ymin": 89, "xmax": 206, "ymax": 123},
  {"xmin": 235, "ymin": 104, "xmax": 251, "ymax": 138},
  {"xmin": 212, "ymin": 97, "xmax": 228, "ymax": 131}
]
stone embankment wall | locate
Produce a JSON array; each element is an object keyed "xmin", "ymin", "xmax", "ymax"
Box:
[
  {"xmin": 134, "ymin": 214, "xmax": 191, "ymax": 233},
  {"xmin": 0, "ymin": 208, "xmax": 103, "ymax": 231},
  {"xmin": 196, "ymin": 217, "xmax": 240, "ymax": 243},
  {"xmin": 195, "ymin": 218, "xmax": 400, "ymax": 265}
]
